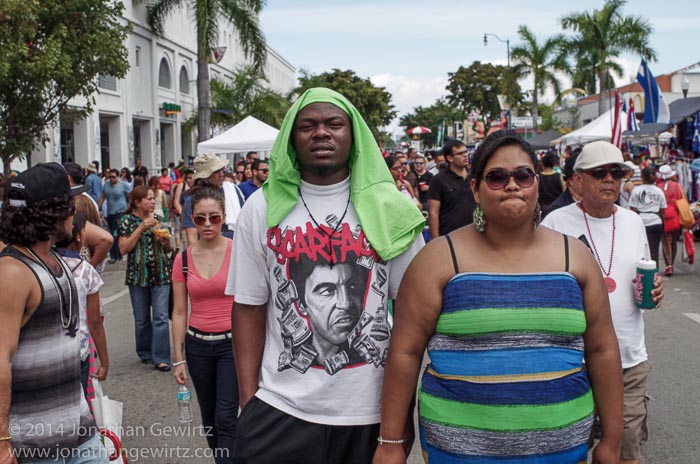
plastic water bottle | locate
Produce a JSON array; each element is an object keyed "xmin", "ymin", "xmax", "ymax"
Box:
[{"xmin": 177, "ymin": 385, "xmax": 193, "ymax": 423}]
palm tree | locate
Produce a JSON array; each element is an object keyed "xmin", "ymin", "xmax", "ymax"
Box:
[
  {"xmin": 561, "ymin": 0, "xmax": 656, "ymax": 115},
  {"xmin": 566, "ymin": 52, "xmax": 621, "ymax": 96},
  {"xmin": 510, "ymin": 25, "xmax": 567, "ymax": 131},
  {"xmin": 144, "ymin": 0, "xmax": 267, "ymax": 142},
  {"xmin": 184, "ymin": 64, "xmax": 290, "ymax": 131}
]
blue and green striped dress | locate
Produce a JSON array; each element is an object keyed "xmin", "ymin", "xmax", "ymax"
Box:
[{"xmin": 418, "ymin": 273, "xmax": 593, "ymax": 464}]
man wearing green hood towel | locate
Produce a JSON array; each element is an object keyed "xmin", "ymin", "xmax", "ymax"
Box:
[{"xmin": 225, "ymin": 88, "xmax": 425, "ymax": 463}]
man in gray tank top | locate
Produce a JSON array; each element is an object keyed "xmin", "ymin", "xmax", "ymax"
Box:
[{"xmin": 0, "ymin": 163, "xmax": 108, "ymax": 463}]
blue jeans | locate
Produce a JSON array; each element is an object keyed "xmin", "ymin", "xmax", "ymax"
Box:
[
  {"xmin": 186, "ymin": 332, "xmax": 238, "ymax": 464},
  {"xmin": 128, "ymin": 284, "xmax": 171, "ymax": 366},
  {"xmin": 107, "ymin": 212, "xmax": 123, "ymax": 261},
  {"xmin": 29, "ymin": 434, "xmax": 109, "ymax": 463}
]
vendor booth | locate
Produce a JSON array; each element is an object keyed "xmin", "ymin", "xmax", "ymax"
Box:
[{"xmin": 197, "ymin": 116, "xmax": 279, "ymax": 155}]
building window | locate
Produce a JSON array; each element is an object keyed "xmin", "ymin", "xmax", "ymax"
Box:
[
  {"xmin": 60, "ymin": 128, "xmax": 75, "ymax": 163},
  {"xmin": 135, "ymin": 46, "xmax": 140, "ymax": 67},
  {"xmin": 158, "ymin": 58, "xmax": 171, "ymax": 89},
  {"xmin": 179, "ymin": 66, "xmax": 189, "ymax": 95},
  {"xmin": 98, "ymin": 75, "xmax": 117, "ymax": 91}
]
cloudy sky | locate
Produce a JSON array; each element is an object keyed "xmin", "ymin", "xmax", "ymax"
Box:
[{"xmin": 260, "ymin": 0, "xmax": 698, "ymax": 134}]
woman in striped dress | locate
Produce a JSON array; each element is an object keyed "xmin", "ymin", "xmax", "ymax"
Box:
[{"xmin": 374, "ymin": 130, "xmax": 623, "ymax": 464}]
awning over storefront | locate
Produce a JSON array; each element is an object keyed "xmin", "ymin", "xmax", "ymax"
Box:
[
  {"xmin": 527, "ymin": 130, "xmax": 561, "ymax": 150},
  {"xmin": 623, "ymin": 122, "xmax": 672, "ymax": 137},
  {"xmin": 669, "ymin": 96, "xmax": 700, "ymax": 124}
]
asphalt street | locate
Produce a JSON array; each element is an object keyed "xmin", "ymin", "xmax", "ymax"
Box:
[{"xmin": 98, "ymin": 241, "xmax": 700, "ymax": 464}]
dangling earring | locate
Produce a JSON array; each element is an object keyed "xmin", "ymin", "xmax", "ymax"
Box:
[
  {"xmin": 473, "ymin": 205, "xmax": 485, "ymax": 233},
  {"xmin": 533, "ymin": 203, "xmax": 542, "ymax": 230}
]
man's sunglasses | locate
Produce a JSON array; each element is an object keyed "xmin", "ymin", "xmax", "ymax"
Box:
[
  {"xmin": 582, "ymin": 167, "xmax": 626, "ymax": 180},
  {"xmin": 193, "ymin": 214, "xmax": 223, "ymax": 226},
  {"xmin": 235, "ymin": 171, "xmax": 244, "ymax": 175},
  {"xmin": 483, "ymin": 167, "xmax": 537, "ymax": 190},
  {"xmin": 257, "ymin": 169, "xmax": 269, "ymax": 173}
]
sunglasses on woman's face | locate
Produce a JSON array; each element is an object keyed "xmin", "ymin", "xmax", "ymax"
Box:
[
  {"xmin": 483, "ymin": 167, "xmax": 537, "ymax": 190},
  {"xmin": 193, "ymin": 214, "xmax": 223, "ymax": 226}
]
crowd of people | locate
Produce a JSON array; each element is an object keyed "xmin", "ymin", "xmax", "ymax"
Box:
[{"xmin": 3, "ymin": 85, "xmax": 699, "ymax": 464}]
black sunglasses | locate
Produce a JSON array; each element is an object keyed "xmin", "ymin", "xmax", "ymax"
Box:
[
  {"xmin": 582, "ymin": 167, "xmax": 626, "ymax": 180},
  {"xmin": 483, "ymin": 167, "xmax": 537, "ymax": 190},
  {"xmin": 258, "ymin": 169, "xmax": 269, "ymax": 173}
]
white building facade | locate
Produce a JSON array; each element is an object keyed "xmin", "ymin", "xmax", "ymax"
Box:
[{"xmin": 29, "ymin": 1, "xmax": 295, "ymax": 176}]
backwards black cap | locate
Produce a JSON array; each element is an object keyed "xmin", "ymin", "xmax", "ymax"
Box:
[{"xmin": 6, "ymin": 162, "xmax": 77, "ymax": 208}]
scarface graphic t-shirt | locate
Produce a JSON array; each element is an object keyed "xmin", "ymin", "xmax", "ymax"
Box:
[{"xmin": 227, "ymin": 177, "xmax": 423, "ymax": 425}]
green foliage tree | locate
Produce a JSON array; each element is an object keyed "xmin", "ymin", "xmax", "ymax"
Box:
[
  {"xmin": 184, "ymin": 65, "xmax": 290, "ymax": 132},
  {"xmin": 400, "ymin": 98, "xmax": 461, "ymax": 147},
  {"xmin": 510, "ymin": 25, "xmax": 567, "ymax": 131},
  {"xmin": 0, "ymin": 0, "xmax": 130, "ymax": 177},
  {"xmin": 561, "ymin": 0, "xmax": 656, "ymax": 115},
  {"xmin": 446, "ymin": 61, "xmax": 523, "ymax": 134},
  {"xmin": 566, "ymin": 54, "xmax": 619, "ymax": 96},
  {"xmin": 536, "ymin": 104, "xmax": 563, "ymax": 132},
  {"xmin": 295, "ymin": 69, "xmax": 396, "ymax": 137},
  {"xmin": 144, "ymin": 0, "xmax": 267, "ymax": 142}
]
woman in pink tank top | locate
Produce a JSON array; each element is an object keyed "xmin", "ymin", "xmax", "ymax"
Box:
[{"xmin": 171, "ymin": 182, "xmax": 237, "ymax": 463}]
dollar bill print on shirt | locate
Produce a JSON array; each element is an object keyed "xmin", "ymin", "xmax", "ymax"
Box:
[{"xmin": 267, "ymin": 218, "xmax": 391, "ymax": 376}]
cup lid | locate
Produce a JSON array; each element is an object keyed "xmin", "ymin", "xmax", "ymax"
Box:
[{"xmin": 637, "ymin": 259, "xmax": 656, "ymax": 270}]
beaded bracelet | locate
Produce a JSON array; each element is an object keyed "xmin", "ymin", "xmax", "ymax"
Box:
[{"xmin": 377, "ymin": 436, "xmax": 404, "ymax": 445}]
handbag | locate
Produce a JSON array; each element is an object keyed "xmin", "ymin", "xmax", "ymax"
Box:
[
  {"xmin": 676, "ymin": 189, "xmax": 695, "ymax": 229},
  {"xmin": 91, "ymin": 379, "xmax": 125, "ymax": 462},
  {"xmin": 683, "ymin": 230, "xmax": 695, "ymax": 265}
]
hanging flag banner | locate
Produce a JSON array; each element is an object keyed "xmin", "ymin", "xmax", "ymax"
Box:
[
  {"xmin": 611, "ymin": 90, "xmax": 622, "ymax": 148},
  {"xmin": 628, "ymin": 98, "xmax": 640, "ymax": 132},
  {"xmin": 209, "ymin": 46, "xmax": 227, "ymax": 64},
  {"xmin": 692, "ymin": 112, "xmax": 700, "ymax": 154},
  {"xmin": 636, "ymin": 59, "xmax": 670, "ymax": 124}
]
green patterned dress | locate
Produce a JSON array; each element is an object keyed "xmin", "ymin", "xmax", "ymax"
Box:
[{"xmin": 118, "ymin": 214, "xmax": 171, "ymax": 287}]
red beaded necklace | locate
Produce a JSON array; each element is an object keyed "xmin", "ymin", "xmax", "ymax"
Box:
[{"xmin": 581, "ymin": 204, "xmax": 617, "ymax": 293}]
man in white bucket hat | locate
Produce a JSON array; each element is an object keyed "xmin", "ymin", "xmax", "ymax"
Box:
[
  {"xmin": 182, "ymin": 154, "xmax": 245, "ymax": 244},
  {"xmin": 543, "ymin": 141, "xmax": 665, "ymax": 464}
]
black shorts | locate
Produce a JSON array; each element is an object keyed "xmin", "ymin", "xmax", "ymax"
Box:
[{"xmin": 233, "ymin": 396, "xmax": 379, "ymax": 464}]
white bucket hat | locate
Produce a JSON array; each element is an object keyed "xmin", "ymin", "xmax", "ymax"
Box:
[
  {"xmin": 193, "ymin": 153, "xmax": 228, "ymax": 179},
  {"xmin": 657, "ymin": 165, "xmax": 676, "ymax": 180}
]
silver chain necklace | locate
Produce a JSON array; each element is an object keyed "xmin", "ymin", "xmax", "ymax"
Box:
[
  {"xmin": 298, "ymin": 187, "xmax": 351, "ymax": 268},
  {"xmin": 24, "ymin": 246, "xmax": 76, "ymax": 335}
]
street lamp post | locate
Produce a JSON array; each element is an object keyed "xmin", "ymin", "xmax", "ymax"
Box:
[
  {"xmin": 681, "ymin": 75, "xmax": 690, "ymax": 99},
  {"xmin": 483, "ymin": 33, "xmax": 510, "ymax": 68},
  {"xmin": 484, "ymin": 33, "xmax": 511, "ymax": 129}
]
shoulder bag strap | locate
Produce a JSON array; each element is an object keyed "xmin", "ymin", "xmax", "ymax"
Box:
[{"xmin": 181, "ymin": 249, "xmax": 188, "ymax": 281}]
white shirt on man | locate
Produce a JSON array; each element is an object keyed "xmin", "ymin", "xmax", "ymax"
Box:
[
  {"xmin": 226, "ymin": 177, "xmax": 423, "ymax": 425},
  {"xmin": 542, "ymin": 203, "xmax": 649, "ymax": 369}
]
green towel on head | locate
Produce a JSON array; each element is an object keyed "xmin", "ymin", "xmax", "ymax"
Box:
[{"xmin": 263, "ymin": 87, "xmax": 424, "ymax": 261}]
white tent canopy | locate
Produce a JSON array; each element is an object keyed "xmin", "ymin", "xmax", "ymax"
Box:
[
  {"xmin": 197, "ymin": 116, "xmax": 279, "ymax": 154},
  {"xmin": 552, "ymin": 109, "xmax": 628, "ymax": 146}
]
